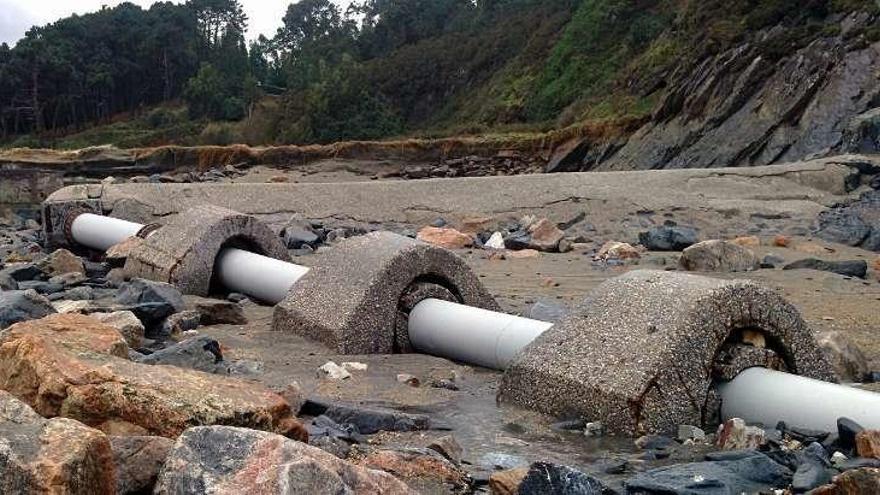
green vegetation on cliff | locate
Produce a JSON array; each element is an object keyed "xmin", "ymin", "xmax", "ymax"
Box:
[{"xmin": 1, "ymin": 0, "xmax": 878, "ymax": 149}]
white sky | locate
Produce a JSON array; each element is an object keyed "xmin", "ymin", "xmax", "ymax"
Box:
[{"xmin": 0, "ymin": 0, "xmax": 353, "ymax": 46}]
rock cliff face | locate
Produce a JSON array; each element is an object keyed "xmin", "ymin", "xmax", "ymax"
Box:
[{"xmin": 587, "ymin": 14, "xmax": 880, "ymax": 171}]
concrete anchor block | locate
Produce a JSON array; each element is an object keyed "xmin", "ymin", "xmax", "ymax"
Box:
[
  {"xmin": 498, "ymin": 270, "xmax": 836, "ymax": 436},
  {"xmin": 272, "ymin": 231, "xmax": 498, "ymax": 354},
  {"xmin": 124, "ymin": 205, "xmax": 289, "ymax": 296}
]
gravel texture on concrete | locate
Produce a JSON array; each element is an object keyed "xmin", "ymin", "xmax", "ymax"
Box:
[
  {"xmin": 124, "ymin": 205, "xmax": 289, "ymax": 296},
  {"xmin": 272, "ymin": 231, "xmax": 498, "ymax": 354},
  {"xmin": 498, "ymin": 270, "xmax": 837, "ymax": 436}
]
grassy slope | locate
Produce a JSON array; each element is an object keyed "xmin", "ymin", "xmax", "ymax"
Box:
[{"xmin": 6, "ymin": 0, "xmax": 879, "ymax": 150}]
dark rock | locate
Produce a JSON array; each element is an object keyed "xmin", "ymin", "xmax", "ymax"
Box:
[
  {"xmin": 518, "ymin": 462, "xmax": 614, "ymax": 494},
  {"xmin": 0, "ymin": 271, "xmax": 17, "ymax": 290},
  {"xmin": 593, "ymin": 457, "xmax": 629, "ymax": 475},
  {"xmin": 431, "ymin": 218, "xmax": 448, "ymax": 228},
  {"xmin": 838, "ymin": 417, "xmax": 865, "ymax": 452},
  {"xmin": 792, "ymin": 442, "xmax": 832, "ymax": 493},
  {"xmin": 110, "ymin": 435, "xmax": 174, "ymax": 495},
  {"xmin": 0, "ymin": 262, "xmax": 43, "ymax": 282},
  {"xmin": 62, "ymin": 285, "xmax": 94, "ymax": 300},
  {"xmin": 135, "ymin": 336, "xmax": 228, "ymax": 374},
  {"xmin": 115, "ymin": 278, "xmax": 185, "ymax": 327},
  {"xmin": 183, "ymin": 295, "xmax": 247, "ymax": 325},
  {"xmin": 778, "ymin": 422, "xmax": 830, "ymax": 444},
  {"xmin": 17, "ymin": 280, "xmax": 64, "ymax": 294},
  {"xmin": 638, "ymin": 225, "xmax": 699, "ymax": 251},
  {"xmin": 309, "ymin": 414, "xmax": 366, "ymax": 445},
  {"xmin": 504, "ymin": 230, "xmax": 533, "ymax": 250},
  {"xmin": 303, "ymin": 400, "xmax": 432, "ymax": 434},
  {"xmin": 551, "ymin": 419, "xmax": 587, "ymax": 432},
  {"xmin": 282, "ymin": 217, "xmax": 321, "ymax": 249},
  {"xmin": 816, "ymin": 211, "xmax": 871, "ymax": 246},
  {"xmin": 158, "ymin": 310, "xmax": 201, "ymax": 338},
  {"xmin": 625, "ymin": 451, "xmax": 792, "ymax": 494},
  {"xmin": 761, "ymin": 254, "xmax": 785, "ymax": 269},
  {"xmin": 0, "ymin": 289, "xmax": 56, "ymax": 329},
  {"xmin": 783, "ymin": 258, "xmax": 868, "ymax": 279}
]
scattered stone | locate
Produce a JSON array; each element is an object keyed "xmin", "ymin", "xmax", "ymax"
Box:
[
  {"xmin": 341, "ymin": 361, "xmax": 369, "ymax": 372},
  {"xmin": 716, "ymin": 418, "xmax": 766, "ymax": 450},
  {"xmin": 678, "ymin": 424, "xmax": 707, "ymax": 443},
  {"xmin": 428, "ymin": 435, "xmax": 464, "ymax": 465},
  {"xmin": 49, "ymin": 271, "xmax": 87, "ymax": 287},
  {"xmin": 155, "ymin": 426, "xmax": 409, "ymax": 494},
  {"xmin": 551, "ymin": 419, "xmax": 586, "ymax": 432},
  {"xmin": 397, "ymin": 373, "xmax": 421, "ymax": 387},
  {"xmin": 63, "ymin": 285, "xmax": 94, "ymax": 301},
  {"xmin": 732, "ymin": 235, "xmax": 762, "ymax": 248},
  {"xmin": 115, "ymin": 278, "xmax": 185, "ymax": 327},
  {"xmin": 481, "ymin": 452, "xmax": 528, "ymax": 471},
  {"xmin": 159, "ymin": 309, "xmax": 201, "ymax": 338},
  {"xmin": 37, "ymin": 248, "xmax": 85, "ymax": 276},
  {"xmin": 0, "ymin": 289, "xmax": 56, "ymax": 329},
  {"xmin": 485, "ymin": 231, "xmax": 506, "ymax": 249},
  {"xmin": 679, "ymin": 240, "xmax": 760, "ymax": 272},
  {"xmin": 625, "ymin": 450, "xmax": 791, "ymax": 494},
  {"xmin": 318, "ymin": 361, "xmax": 352, "ymax": 380},
  {"xmin": 857, "ymin": 430, "xmax": 880, "ymax": 459},
  {"xmin": 0, "ymin": 390, "xmax": 116, "ymax": 495},
  {"xmin": 93, "ymin": 310, "xmax": 146, "ymax": 348},
  {"xmin": 774, "ymin": 235, "xmax": 791, "ymax": 247},
  {"xmin": 639, "ymin": 225, "xmax": 699, "ymax": 251},
  {"xmin": 584, "ymin": 422, "xmax": 606, "ymax": 437},
  {"xmin": 489, "ymin": 467, "xmax": 528, "ymax": 495},
  {"xmin": 793, "ymin": 442, "xmax": 833, "ymax": 492},
  {"xmin": 282, "ymin": 217, "xmax": 320, "ymax": 249},
  {"xmin": 52, "ymin": 299, "xmax": 91, "ymax": 314},
  {"xmin": 136, "ymin": 336, "xmax": 228, "ymax": 374},
  {"xmin": 357, "ymin": 447, "xmax": 471, "ymax": 493},
  {"xmin": 183, "ymin": 295, "xmax": 247, "ymax": 325},
  {"xmin": 111, "ymin": 435, "xmax": 174, "ymax": 495},
  {"xmin": 783, "ymin": 258, "xmax": 868, "ymax": 279},
  {"xmin": 831, "ymin": 451, "xmax": 849, "ymax": 467},
  {"xmin": 818, "ymin": 331, "xmax": 870, "ymax": 382},
  {"xmin": 527, "ymin": 218, "xmax": 565, "ymax": 252},
  {"xmin": 302, "ymin": 400, "xmax": 432, "ymax": 434},
  {"xmin": 838, "ymin": 418, "xmax": 865, "ymax": 452},
  {"xmin": 417, "ymin": 226, "xmax": 473, "ymax": 249},
  {"xmin": 594, "ymin": 241, "xmax": 641, "ymax": 261},
  {"xmin": 518, "ymin": 462, "xmax": 613, "ymax": 495},
  {"xmin": 761, "ymin": 254, "xmax": 785, "ymax": 269},
  {"xmin": 460, "ymin": 216, "xmax": 494, "ymax": 235},
  {"xmin": 0, "ymin": 314, "xmax": 305, "ymax": 439},
  {"xmin": 0, "ymin": 262, "xmax": 42, "ymax": 282}
]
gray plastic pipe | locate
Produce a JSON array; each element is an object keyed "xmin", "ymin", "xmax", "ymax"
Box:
[
  {"xmin": 70, "ymin": 213, "xmax": 310, "ymax": 304},
  {"xmin": 407, "ymin": 298, "xmax": 554, "ymax": 370},
  {"xmin": 717, "ymin": 367, "xmax": 880, "ymax": 431}
]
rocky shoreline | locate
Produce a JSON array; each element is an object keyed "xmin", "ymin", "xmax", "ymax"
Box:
[{"xmin": 2, "ymin": 156, "xmax": 880, "ymax": 493}]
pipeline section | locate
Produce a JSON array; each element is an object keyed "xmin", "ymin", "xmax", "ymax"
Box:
[{"xmin": 70, "ymin": 212, "xmax": 880, "ymax": 433}]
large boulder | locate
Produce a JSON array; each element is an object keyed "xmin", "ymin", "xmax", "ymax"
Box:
[
  {"xmin": 679, "ymin": 240, "xmax": 760, "ymax": 272},
  {"xmin": 0, "ymin": 289, "xmax": 56, "ymax": 330},
  {"xmin": 0, "ymin": 390, "xmax": 116, "ymax": 494},
  {"xmin": 783, "ymin": 258, "xmax": 868, "ymax": 279},
  {"xmin": 154, "ymin": 426, "xmax": 411, "ymax": 494},
  {"xmin": 0, "ymin": 314, "xmax": 306, "ymax": 440}
]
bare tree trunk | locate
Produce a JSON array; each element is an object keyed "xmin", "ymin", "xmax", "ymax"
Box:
[{"xmin": 31, "ymin": 68, "xmax": 44, "ymax": 133}]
